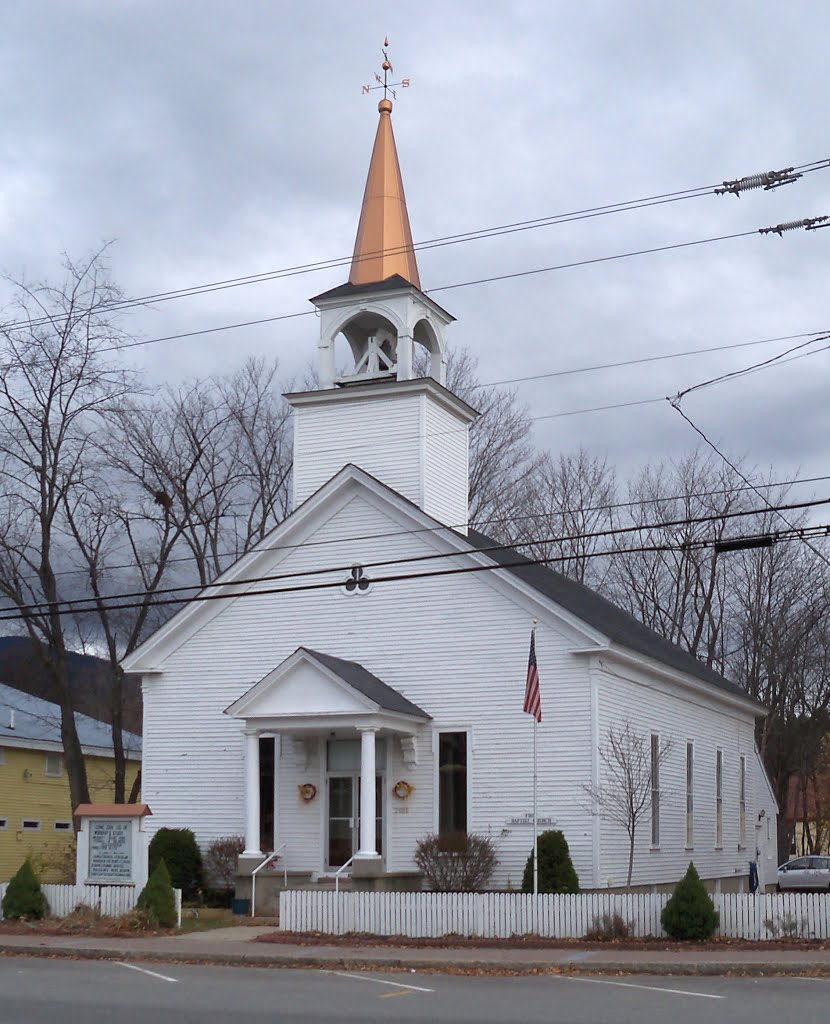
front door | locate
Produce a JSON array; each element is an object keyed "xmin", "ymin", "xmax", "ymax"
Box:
[{"xmin": 327, "ymin": 775, "xmax": 383, "ymax": 869}]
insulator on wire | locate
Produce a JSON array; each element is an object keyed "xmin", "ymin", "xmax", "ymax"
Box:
[
  {"xmin": 716, "ymin": 167, "xmax": 801, "ymax": 196},
  {"xmin": 759, "ymin": 215, "xmax": 829, "ymax": 236}
]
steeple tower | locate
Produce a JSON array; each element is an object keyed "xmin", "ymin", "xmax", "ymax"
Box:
[
  {"xmin": 349, "ymin": 97, "xmax": 421, "ymax": 289},
  {"xmin": 286, "ymin": 45, "xmax": 477, "ymax": 533},
  {"xmin": 310, "ymin": 44, "xmax": 452, "ymax": 391}
]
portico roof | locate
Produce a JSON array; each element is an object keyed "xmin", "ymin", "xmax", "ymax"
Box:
[{"xmin": 224, "ymin": 647, "xmax": 431, "ymax": 733}]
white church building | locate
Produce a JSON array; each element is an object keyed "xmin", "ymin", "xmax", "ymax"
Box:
[{"xmin": 122, "ymin": 93, "xmax": 778, "ymax": 901}]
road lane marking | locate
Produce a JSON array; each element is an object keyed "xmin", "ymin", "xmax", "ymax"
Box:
[
  {"xmin": 379, "ymin": 990, "xmax": 415, "ymax": 999},
  {"xmin": 563, "ymin": 976, "xmax": 723, "ymax": 999},
  {"xmin": 115, "ymin": 962, "xmax": 178, "ymax": 983},
  {"xmin": 322, "ymin": 970, "xmax": 434, "ymax": 993}
]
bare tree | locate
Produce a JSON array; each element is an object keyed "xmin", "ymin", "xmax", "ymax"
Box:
[
  {"xmin": 111, "ymin": 357, "xmax": 293, "ymax": 587},
  {"xmin": 0, "ymin": 250, "xmax": 136, "ymax": 815},
  {"xmin": 582, "ymin": 722, "xmax": 672, "ymax": 887},
  {"xmin": 503, "ymin": 448, "xmax": 617, "ymax": 588}
]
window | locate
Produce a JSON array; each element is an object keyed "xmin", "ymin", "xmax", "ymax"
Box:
[
  {"xmin": 342, "ymin": 565, "xmax": 371, "ymax": 595},
  {"xmin": 715, "ymin": 749, "xmax": 723, "ymax": 848},
  {"xmin": 739, "ymin": 755, "xmax": 747, "ymax": 847},
  {"xmin": 45, "ymin": 752, "xmax": 64, "ymax": 777},
  {"xmin": 21, "ymin": 819, "xmax": 40, "ymax": 830},
  {"xmin": 54, "ymin": 821, "xmax": 72, "ymax": 831},
  {"xmin": 0, "ymin": 818, "xmax": 7, "ymax": 830},
  {"xmin": 438, "ymin": 732, "xmax": 467, "ymax": 835},
  {"xmin": 650, "ymin": 733, "xmax": 660, "ymax": 847},
  {"xmin": 685, "ymin": 741, "xmax": 694, "ymax": 847}
]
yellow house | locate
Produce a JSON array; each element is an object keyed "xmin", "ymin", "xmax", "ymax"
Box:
[{"xmin": 0, "ymin": 683, "xmax": 141, "ymax": 882}]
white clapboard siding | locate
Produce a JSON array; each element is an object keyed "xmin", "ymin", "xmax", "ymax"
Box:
[
  {"xmin": 0, "ymin": 883, "xmax": 182, "ymax": 927},
  {"xmin": 280, "ymin": 890, "xmax": 830, "ymax": 941}
]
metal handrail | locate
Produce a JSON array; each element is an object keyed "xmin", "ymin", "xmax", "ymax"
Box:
[
  {"xmin": 250, "ymin": 843, "xmax": 287, "ymax": 918},
  {"xmin": 334, "ymin": 855, "xmax": 354, "ymax": 895}
]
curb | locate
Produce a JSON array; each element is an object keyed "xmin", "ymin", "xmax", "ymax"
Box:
[{"xmin": 2, "ymin": 944, "xmax": 830, "ymax": 977}]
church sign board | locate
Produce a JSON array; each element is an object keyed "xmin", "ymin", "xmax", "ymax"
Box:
[
  {"xmin": 74, "ymin": 803, "xmax": 152, "ymax": 889},
  {"xmin": 88, "ymin": 819, "xmax": 133, "ymax": 881}
]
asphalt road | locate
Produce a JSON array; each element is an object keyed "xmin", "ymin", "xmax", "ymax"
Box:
[{"xmin": 1, "ymin": 957, "xmax": 829, "ymax": 1023}]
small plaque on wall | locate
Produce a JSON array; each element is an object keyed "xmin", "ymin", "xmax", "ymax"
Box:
[{"xmin": 88, "ymin": 819, "xmax": 133, "ymax": 881}]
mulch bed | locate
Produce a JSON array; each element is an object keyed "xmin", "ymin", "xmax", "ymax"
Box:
[{"xmin": 257, "ymin": 930, "xmax": 830, "ymax": 952}]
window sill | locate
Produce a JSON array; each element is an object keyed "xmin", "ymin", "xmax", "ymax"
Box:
[
  {"xmin": 685, "ymin": 847, "xmax": 694, "ymax": 852},
  {"xmin": 649, "ymin": 846, "xmax": 661, "ymax": 852},
  {"xmin": 714, "ymin": 846, "xmax": 723, "ymax": 852}
]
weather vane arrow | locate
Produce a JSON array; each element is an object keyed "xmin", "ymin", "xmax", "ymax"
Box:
[{"xmin": 361, "ymin": 37, "xmax": 410, "ymax": 100}]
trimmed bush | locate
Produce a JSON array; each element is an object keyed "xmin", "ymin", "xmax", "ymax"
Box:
[
  {"xmin": 414, "ymin": 832, "xmax": 498, "ymax": 891},
  {"xmin": 136, "ymin": 859, "xmax": 177, "ymax": 928},
  {"xmin": 1, "ymin": 859, "xmax": 49, "ymax": 920},
  {"xmin": 148, "ymin": 828, "xmax": 203, "ymax": 900},
  {"xmin": 661, "ymin": 862, "xmax": 720, "ymax": 940},
  {"xmin": 522, "ymin": 830, "xmax": 580, "ymax": 894}
]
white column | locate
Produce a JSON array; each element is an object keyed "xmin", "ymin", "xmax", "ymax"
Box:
[
  {"xmin": 319, "ymin": 338, "xmax": 336, "ymax": 389},
  {"xmin": 396, "ymin": 333, "xmax": 414, "ymax": 380},
  {"xmin": 357, "ymin": 727, "xmax": 378, "ymax": 857},
  {"xmin": 243, "ymin": 730, "xmax": 262, "ymax": 857}
]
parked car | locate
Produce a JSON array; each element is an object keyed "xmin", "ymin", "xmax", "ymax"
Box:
[{"xmin": 776, "ymin": 856, "xmax": 830, "ymax": 891}]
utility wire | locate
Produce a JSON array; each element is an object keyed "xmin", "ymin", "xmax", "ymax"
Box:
[
  {"xmin": 3, "ymin": 157, "xmax": 828, "ymax": 336},
  {"xmin": 15, "ymin": 471, "xmax": 830, "ymax": 586},
  {"xmin": 668, "ymin": 401, "xmax": 830, "ymax": 569},
  {"xmin": 0, "ymin": 522, "xmax": 826, "ymax": 626},
  {"xmin": 5, "ymin": 496, "xmax": 827, "ymax": 620}
]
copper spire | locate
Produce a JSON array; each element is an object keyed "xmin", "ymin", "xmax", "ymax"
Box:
[{"xmin": 349, "ymin": 89, "xmax": 420, "ymax": 289}]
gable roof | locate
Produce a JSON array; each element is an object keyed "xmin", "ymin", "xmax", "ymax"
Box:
[
  {"xmin": 0, "ymin": 682, "xmax": 143, "ymax": 754},
  {"xmin": 465, "ymin": 530, "xmax": 750, "ymax": 701},
  {"xmin": 300, "ymin": 649, "xmax": 431, "ymax": 719}
]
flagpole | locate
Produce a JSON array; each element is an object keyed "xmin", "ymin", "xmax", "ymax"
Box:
[{"xmin": 532, "ymin": 620, "xmax": 538, "ymax": 898}]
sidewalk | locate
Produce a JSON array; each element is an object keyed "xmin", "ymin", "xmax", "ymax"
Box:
[{"xmin": 2, "ymin": 926, "xmax": 830, "ymax": 976}]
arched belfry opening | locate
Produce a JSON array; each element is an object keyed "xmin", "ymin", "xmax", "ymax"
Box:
[{"xmin": 314, "ymin": 288, "xmax": 451, "ymax": 388}]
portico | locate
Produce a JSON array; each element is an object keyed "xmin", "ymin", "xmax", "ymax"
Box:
[{"xmin": 225, "ymin": 647, "xmax": 431, "ymax": 877}]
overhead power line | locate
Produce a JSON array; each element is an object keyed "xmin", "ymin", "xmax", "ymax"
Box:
[
  {"xmin": 2, "ymin": 157, "xmax": 828, "ymax": 340},
  {"xmin": 4, "ymin": 496, "xmax": 827, "ymax": 621},
  {"xmin": 16, "ymin": 470, "xmax": 830, "ymax": 587},
  {"xmin": 0, "ymin": 519, "xmax": 826, "ymax": 626}
]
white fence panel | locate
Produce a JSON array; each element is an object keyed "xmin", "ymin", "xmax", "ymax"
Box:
[
  {"xmin": 279, "ymin": 889, "xmax": 830, "ymax": 941},
  {"xmin": 0, "ymin": 882, "xmax": 182, "ymax": 927}
]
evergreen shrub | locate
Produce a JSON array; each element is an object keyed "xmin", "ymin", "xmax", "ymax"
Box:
[
  {"xmin": 136, "ymin": 859, "xmax": 177, "ymax": 928},
  {"xmin": 1, "ymin": 859, "xmax": 49, "ymax": 920},
  {"xmin": 521, "ymin": 830, "xmax": 580, "ymax": 894},
  {"xmin": 148, "ymin": 828, "xmax": 203, "ymax": 900},
  {"xmin": 661, "ymin": 862, "xmax": 720, "ymax": 940}
]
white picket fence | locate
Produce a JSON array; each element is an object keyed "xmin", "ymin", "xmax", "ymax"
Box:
[
  {"xmin": 280, "ymin": 889, "xmax": 830, "ymax": 941},
  {"xmin": 0, "ymin": 883, "xmax": 182, "ymax": 927}
]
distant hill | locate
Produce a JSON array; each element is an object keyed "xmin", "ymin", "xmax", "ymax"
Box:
[{"xmin": 0, "ymin": 636, "xmax": 142, "ymax": 734}]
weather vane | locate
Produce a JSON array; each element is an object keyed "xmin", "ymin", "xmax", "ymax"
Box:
[{"xmin": 361, "ymin": 37, "xmax": 410, "ymax": 100}]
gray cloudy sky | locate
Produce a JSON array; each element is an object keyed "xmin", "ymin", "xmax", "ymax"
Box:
[{"xmin": 1, "ymin": 1, "xmax": 828, "ymax": 495}]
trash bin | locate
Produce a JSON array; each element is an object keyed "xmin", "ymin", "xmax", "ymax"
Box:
[{"xmin": 231, "ymin": 898, "xmax": 251, "ymax": 916}]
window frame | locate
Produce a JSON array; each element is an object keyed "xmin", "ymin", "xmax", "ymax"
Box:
[
  {"xmin": 44, "ymin": 752, "xmax": 64, "ymax": 778},
  {"xmin": 685, "ymin": 740, "xmax": 695, "ymax": 849},
  {"xmin": 434, "ymin": 727, "xmax": 472, "ymax": 836},
  {"xmin": 54, "ymin": 821, "xmax": 72, "ymax": 831},
  {"xmin": 739, "ymin": 754, "xmax": 747, "ymax": 848},
  {"xmin": 21, "ymin": 819, "xmax": 41, "ymax": 831},
  {"xmin": 0, "ymin": 818, "xmax": 7, "ymax": 830},
  {"xmin": 650, "ymin": 732, "xmax": 661, "ymax": 849},
  {"xmin": 715, "ymin": 748, "xmax": 724, "ymax": 849}
]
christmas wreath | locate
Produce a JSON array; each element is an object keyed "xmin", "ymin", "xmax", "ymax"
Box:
[
  {"xmin": 298, "ymin": 783, "xmax": 317, "ymax": 803},
  {"xmin": 392, "ymin": 780, "xmax": 415, "ymax": 800}
]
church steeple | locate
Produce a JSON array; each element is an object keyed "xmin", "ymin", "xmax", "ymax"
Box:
[{"xmin": 349, "ymin": 97, "xmax": 421, "ymax": 289}]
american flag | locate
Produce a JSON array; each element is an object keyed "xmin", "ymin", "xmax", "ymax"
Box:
[{"xmin": 523, "ymin": 629, "xmax": 542, "ymax": 722}]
